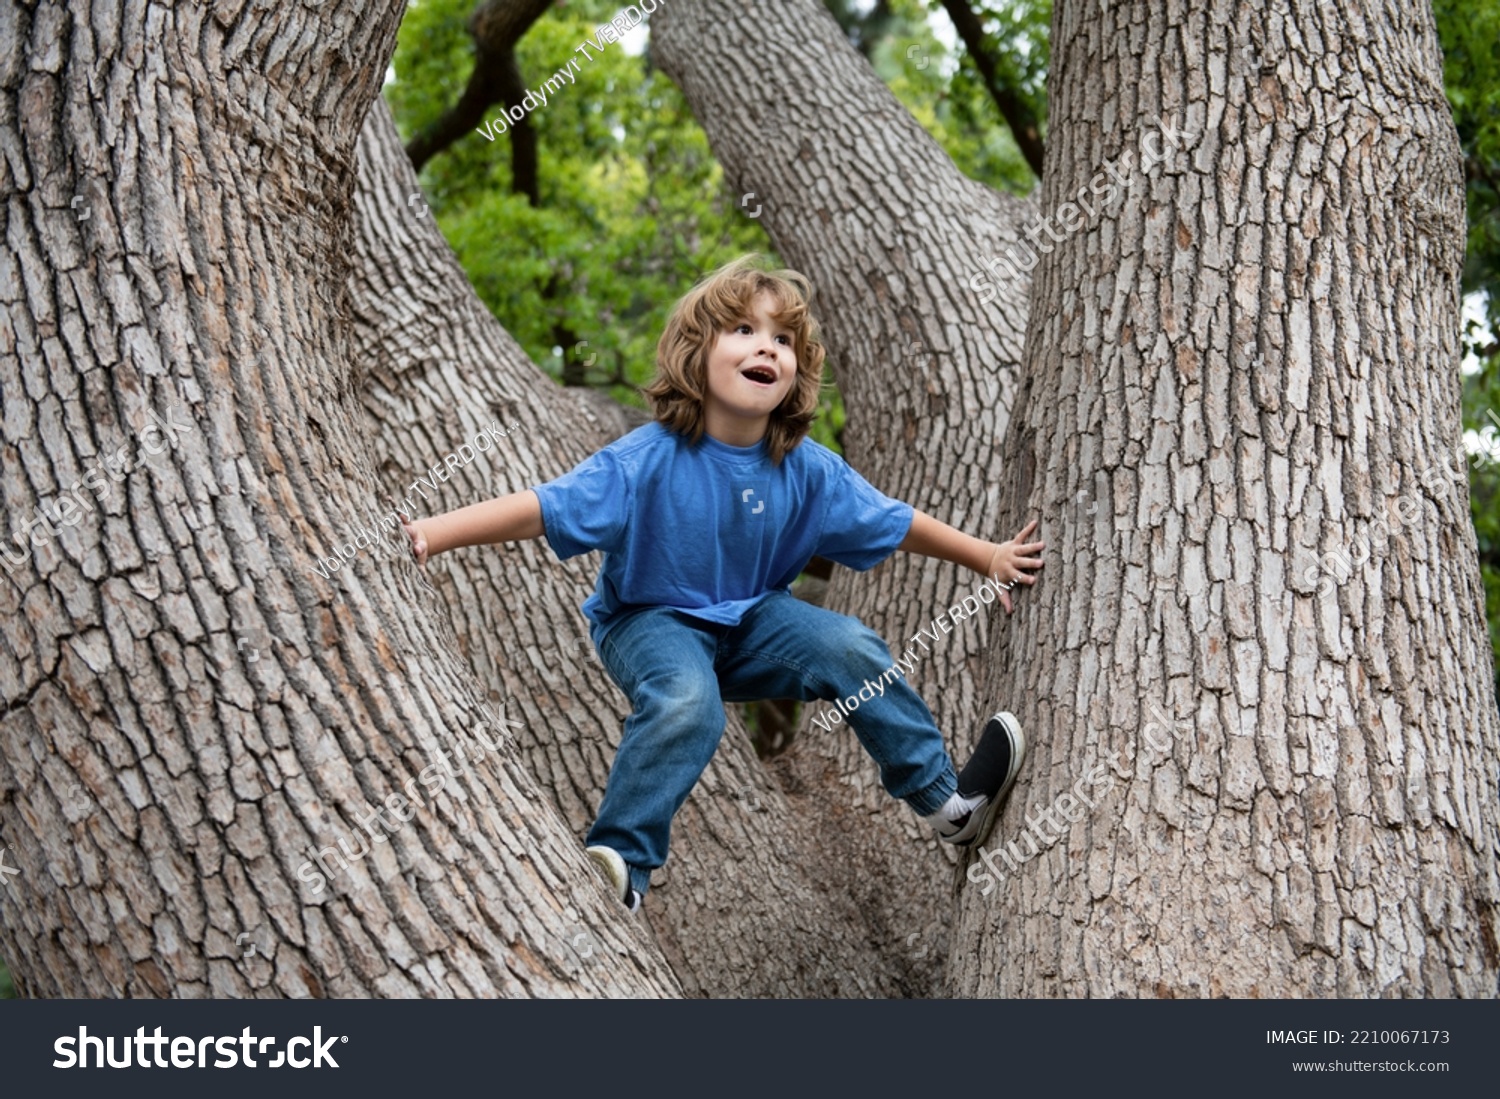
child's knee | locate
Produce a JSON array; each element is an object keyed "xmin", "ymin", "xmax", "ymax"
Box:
[
  {"xmin": 636, "ymin": 676, "xmax": 726, "ymax": 739},
  {"xmin": 826, "ymin": 616, "xmax": 891, "ymax": 668},
  {"xmin": 659, "ymin": 692, "xmax": 727, "ymax": 737}
]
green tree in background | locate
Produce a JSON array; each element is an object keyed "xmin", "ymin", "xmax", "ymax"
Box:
[
  {"xmin": 1433, "ymin": 0, "xmax": 1500, "ymax": 688},
  {"xmin": 388, "ymin": 0, "xmax": 771, "ymax": 402},
  {"xmin": 383, "ymin": 0, "xmax": 1047, "ymax": 456},
  {"xmin": 827, "ymin": 0, "xmax": 1045, "ymax": 192}
]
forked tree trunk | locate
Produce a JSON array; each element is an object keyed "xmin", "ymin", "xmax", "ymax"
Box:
[
  {"xmin": 653, "ymin": 0, "xmax": 1036, "ymax": 993},
  {"xmin": 3, "ymin": 0, "xmax": 922, "ymax": 1002},
  {"xmin": 951, "ymin": 0, "xmax": 1500, "ymax": 997},
  {"xmin": 0, "ymin": 0, "xmax": 687, "ymax": 998}
]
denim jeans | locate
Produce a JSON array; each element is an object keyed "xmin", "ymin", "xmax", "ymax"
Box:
[{"xmin": 586, "ymin": 590, "xmax": 958, "ymax": 896}]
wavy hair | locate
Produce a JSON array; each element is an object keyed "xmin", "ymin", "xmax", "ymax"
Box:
[{"xmin": 645, "ymin": 255, "xmax": 826, "ymax": 464}]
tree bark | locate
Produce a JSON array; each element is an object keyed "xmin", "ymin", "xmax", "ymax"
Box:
[
  {"xmin": 0, "ymin": 0, "xmax": 686, "ymax": 998},
  {"xmin": 952, "ymin": 0, "xmax": 1500, "ymax": 997},
  {"xmin": 346, "ymin": 98, "xmax": 913, "ymax": 998},
  {"xmin": 652, "ymin": 0, "xmax": 1037, "ymax": 994}
]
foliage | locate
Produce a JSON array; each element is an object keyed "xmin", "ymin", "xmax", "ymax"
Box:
[
  {"xmin": 823, "ymin": 0, "xmax": 901, "ymax": 55},
  {"xmin": 944, "ymin": 0, "xmax": 1052, "ymax": 133},
  {"xmin": 384, "ymin": 0, "xmax": 1047, "ymax": 455},
  {"xmin": 835, "ymin": 0, "xmax": 1043, "ymax": 194},
  {"xmin": 922, "ymin": 0, "xmax": 1049, "ymax": 189},
  {"xmin": 1433, "ymin": 0, "xmax": 1500, "ymax": 687},
  {"xmin": 387, "ymin": 0, "xmax": 791, "ymax": 416}
]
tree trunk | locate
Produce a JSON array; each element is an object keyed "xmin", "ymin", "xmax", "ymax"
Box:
[
  {"xmin": 346, "ymin": 98, "xmax": 912, "ymax": 998},
  {"xmin": 0, "ymin": 0, "xmax": 918, "ymax": 998},
  {"xmin": 0, "ymin": 0, "xmax": 686, "ymax": 998},
  {"xmin": 652, "ymin": 0, "xmax": 1037, "ymax": 994},
  {"xmin": 952, "ymin": 0, "xmax": 1500, "ymax": 997}
]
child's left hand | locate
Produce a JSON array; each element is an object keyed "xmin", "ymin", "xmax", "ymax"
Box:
[
  {"xmin": 984, "ymin": 519, "xmax": 1046, "ymax": 613},
  {"xmin": 398, "ymin": 512, "xmax": 429, "ymax": 567}
]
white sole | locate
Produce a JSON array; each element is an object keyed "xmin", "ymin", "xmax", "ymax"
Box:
[
  {"xmin": 586, "ymin": 845, "xmax": 630, "ymax": 905},
  {"xmin": 965, "ymin": 711, "xmax": 1027, "ymax": 848}
]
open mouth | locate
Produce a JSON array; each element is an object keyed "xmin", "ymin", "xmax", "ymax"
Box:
[{"xmin": 740, "ymin": 366, "xmax": 778, "ymax": 385}]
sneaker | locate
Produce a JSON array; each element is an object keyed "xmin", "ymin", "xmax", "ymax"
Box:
[
  {"xmin": 936, "ymin": 711, "xmax": 1026, "ymax": 847},
  {"xmin": 586, "ymin": 845, "xmax": 643, "ymax": 912}
]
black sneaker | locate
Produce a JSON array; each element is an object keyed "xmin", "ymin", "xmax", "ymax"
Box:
[
  {"xmin": 938, "ymin": 711, "xmax": 1026, "ymax": 846},
  {"xmin": 586, "ymin": 845, "xmax": 643, "ymax": 912}
]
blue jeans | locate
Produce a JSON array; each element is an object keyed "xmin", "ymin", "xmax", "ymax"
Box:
[{"xmin": 586, "ymin": 591, "xmax": 958, "ymax": 896}]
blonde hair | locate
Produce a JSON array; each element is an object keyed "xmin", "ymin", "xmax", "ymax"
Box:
[{"xmin": 645, "ymin": 255, "xmax": 826, "ymax": 464}]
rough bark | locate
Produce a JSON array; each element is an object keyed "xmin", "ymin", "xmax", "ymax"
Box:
[
  {"xmin": 347, "ymin": 98, "xmax": 914, "ymax": 996},
  {"xmin": 0, "ymin": 0, "xmax": 685, "ymax": 999},
  {"xmin": 952, "ymin": 0, "xmax": 1500, "ymax": 997},
  {"xmin": 653, "ymin": 0, "xmax": 1036, "ymax": 994}
]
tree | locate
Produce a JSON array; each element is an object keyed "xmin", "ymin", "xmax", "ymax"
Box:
[
  {"xmin": 388, "ymin": 0, "xmax": 778, "ymax": 401},
  {"xmin": 402, "ymin": 0, "xmax": 554, "ymax": 179},
  {"xmin": 953, "ymin": 0, "xmax": 1498, "ymax": 995},
  {"xmin": 935, "ymin": 0, "xmax": 1049, "ymax": 178},
  {"xmin": 345, "ymin": 99, "xmax": 921, "ymax": 998},
  {"xmin": 0, "ymin": 0, "xmax": 678, "ymax": 997},
  {"xmin": 5, "ymin": 0, "xmax": 1495, "ymax": 1002},
  {"xmin": 1432, "ymin": 0, "xmax": 1500, "ymax": 694},
  {"xmin": 654, "ymin": 0, "xmax": 1500, "ymax": 995}
]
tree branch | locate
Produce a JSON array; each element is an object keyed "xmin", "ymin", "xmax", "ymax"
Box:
[
  {"xmin": 494, "ymin": 48, "xmax": 541, "ymax": 205},
  {"xmin": 405, "ymin": 0, "xmax": 554, "ymax": 174},
  {"xmin": 937, "ymin": 0, "xmax": 1046, "ymax": 179}
]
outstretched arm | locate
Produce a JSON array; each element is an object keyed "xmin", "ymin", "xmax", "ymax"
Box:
[
  {"xmin": 400, "ymin": 490, "xmax": 544, "ymax": 566},
  {"xmin": 897, "ymin": 511, "xmax": 1045, "ymax": 613}
]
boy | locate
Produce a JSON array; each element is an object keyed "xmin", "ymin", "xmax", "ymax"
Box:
[{"xmin": 402, "ymin": 256, "xmax": 1045, "ymax": 911}]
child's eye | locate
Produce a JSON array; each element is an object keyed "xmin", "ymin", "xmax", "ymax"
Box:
[
  {"xmin": 775, "ymin": 334, "xmax": 792, "ymax": 345},
  {"xmin": 733, "ymin": 323, "xmax": 753, "ymax": 335}
]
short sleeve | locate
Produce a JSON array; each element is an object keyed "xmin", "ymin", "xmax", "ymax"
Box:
[
  {"xmin": 531, "ymin": 449, "xmax": 631, "ymax": 560},
  {"xmin": 814, "ymin": 459, "xmax": 914, "ymax": 570}
]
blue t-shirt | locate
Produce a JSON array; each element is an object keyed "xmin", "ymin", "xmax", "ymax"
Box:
[{"xmin": 532, "ymin": 423, "xmax": 913, "ymax": 638}]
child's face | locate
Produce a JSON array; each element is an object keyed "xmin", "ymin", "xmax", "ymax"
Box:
[{"xmin": 701, "ymin": 292, "xmax": 799, "ymax": 446}]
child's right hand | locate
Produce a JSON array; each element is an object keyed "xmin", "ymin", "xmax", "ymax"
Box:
[{"xmin": 399, "ymin": 514, "xmax": 429, "ymax": 567}]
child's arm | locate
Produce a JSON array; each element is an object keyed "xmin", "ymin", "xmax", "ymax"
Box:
[
  {"xmin": 399, "ymin": 490, "xmax": 544, "ymax": 567},
  {"xmin": 897, "ymin": 512, "xmax": 1045, "ymax": 613}
]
